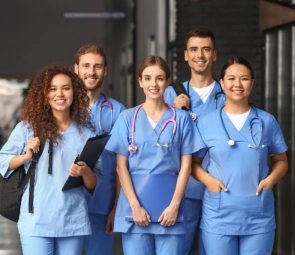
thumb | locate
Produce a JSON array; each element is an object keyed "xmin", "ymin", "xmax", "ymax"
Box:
[
  {"xmin": 219, "ymin": 181, "xmax": 228, "ymax": 192},
  {"xmin": 256, "ymin": 183, "xmax": 263, "ymax": 196}
]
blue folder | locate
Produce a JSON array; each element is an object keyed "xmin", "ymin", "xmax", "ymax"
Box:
[{"xmin": 125, "ymin": 174, "xmax": 185, "ymax": 222}]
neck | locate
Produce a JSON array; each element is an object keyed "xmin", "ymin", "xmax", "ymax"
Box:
[
  {"xmin": 223, "ymin": 100, "xmax": 251, "ymax": 114},
  {"xmin": 87, "ymin": 87, "xmax": 101, "ymax": 108},
  {"xmin": 189, "ymin": 71, "xmax": 215, "ymax": 88},
  {"xmin": 52, "ymin": 111, "xmax": 73, "ymax": 132},
  {"xmin": 143, "ymin": 98, "xmax": 167, "ymax": 120}
]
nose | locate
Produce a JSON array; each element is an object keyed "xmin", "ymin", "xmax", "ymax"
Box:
[
  {"xmin": 89, "ymin": 66, "xmax": 95, "ymax": 75},
  {"xmin": 56, "ymin": 88, "xmax": 64, "ymax": 97},
  {"xmin": 196, "ymin": 49, "xmax": 204, "ymax": 58}
]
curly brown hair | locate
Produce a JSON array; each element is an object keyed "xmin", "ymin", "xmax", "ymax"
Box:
[{"xmin": 20, "ymin": 64, "xmax": 94, "ymax": 145}]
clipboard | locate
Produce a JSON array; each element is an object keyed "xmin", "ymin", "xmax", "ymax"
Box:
[
  {"xmin": 62, "ymin": 133, "xmax": 111, "ymax": 191},
  {"xmin": 125, "ymin": 174, "xmax": 185, "ymax": 222}
]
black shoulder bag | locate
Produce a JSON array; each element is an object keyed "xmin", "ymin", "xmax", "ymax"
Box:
[{"xmin": 0, "ymin": 142, "xmax": 46, "ymax": 222}]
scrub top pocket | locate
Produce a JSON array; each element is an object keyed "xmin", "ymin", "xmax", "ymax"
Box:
[{"xmin": 203, "ymin": 191, "xmax": 221, "ymax": 211}]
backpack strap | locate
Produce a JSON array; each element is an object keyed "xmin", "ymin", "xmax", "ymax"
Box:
[
  {"xmin": 48, "ymin": 140, "xmax": 53, "ymax": 174},
  {"xmin": 170, "ymin": 83, "xmax": 189, "ymax": 111},
  {"xmin": 20, "ymin": 142, "xmax": 45, "ymax": 213},
  {"xmin": 170, "ymin": 83, "xmax": 187, "ymax": 97}
]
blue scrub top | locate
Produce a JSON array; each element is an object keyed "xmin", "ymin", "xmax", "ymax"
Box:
[
  {"xmin": 105, "ymin": 105, "xmax": 204, "ymax": 235},
  {"xmin": 195, "ymin": 107, "xmax": 288, "ymax": 235},
  {"xmin": 164, "ymin": 81, "xmax": 226, "ymax": 200},
  {"xmin": 84, "ymin": 94, "xmax": 126, "ymax": 214},
  {"xmin": 0, "ymin": 121, "xmax": 102, "ymax": 237}
]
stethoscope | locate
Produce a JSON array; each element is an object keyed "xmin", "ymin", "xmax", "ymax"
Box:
[
  {"xmin": 98, "ymin": 93, "xmax": 113, "ymax": 133},
  {"xmin": 186, "ymin": 79, "xmax": 225, "ymax": 121},
  {"xmin": 219, "ymin": 106, "xmax": 264, "ymax": 148},
  {"xmin": 128, "ymin": 104, "xmax": 177, "ymax": 153}
]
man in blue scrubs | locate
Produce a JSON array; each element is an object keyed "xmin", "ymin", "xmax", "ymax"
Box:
[
  {"xmin": 74, "ymin": 43, "xmax": 126, "ymax": 255},
  {"xmin": 164, "ymin": 28, "xmax": 225, "ymax": 255}
]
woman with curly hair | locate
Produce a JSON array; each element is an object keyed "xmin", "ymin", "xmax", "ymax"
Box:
[{"xmin": 0, "ymin": 64, "xmax": 101, "ymax": 255}]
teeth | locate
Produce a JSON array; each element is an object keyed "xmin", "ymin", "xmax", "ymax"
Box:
[{"xmin": 56, "ymin": 100, "xmax": 65, "ymax": 103}]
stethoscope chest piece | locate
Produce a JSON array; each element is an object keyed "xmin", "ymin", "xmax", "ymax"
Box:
[
  {"xmin": 128, "ymin": 143, "xmax": 138, "ymax": 153},
  {"xmin": 228, "ymin": 139, "xmax": 235, "ymax": 146},
  {"xmin": 190, "ymin": 112, "xmax": 197, "ymax": 121}
]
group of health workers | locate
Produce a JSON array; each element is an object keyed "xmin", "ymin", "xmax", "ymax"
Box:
[{"xmin": 0, "ymin": 27, "xmax": 288, "ymax": 255}]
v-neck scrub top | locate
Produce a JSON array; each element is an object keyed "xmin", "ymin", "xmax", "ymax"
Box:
[
  {"xmin": 0, "ymin": 121, "xmax": 102, "ymax": 237},
  {"xmin": 84, "ymin": 94, "xmax": 126, "ymax": 214},
  {"xmin": 164, "ymin": 81, "xmax": 226, "ymax": 200},
  {"xmin": 194, "ymin": 107, "xmax": 288, "ymax": 235},
  {"xmin": 105, "ymin": 105, "xmax": 204, "ymax": 235}
]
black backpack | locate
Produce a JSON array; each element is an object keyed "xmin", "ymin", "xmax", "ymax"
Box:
[{"xmin": 0, "ymin": 143, "xmax": 46, "ymax": 222}]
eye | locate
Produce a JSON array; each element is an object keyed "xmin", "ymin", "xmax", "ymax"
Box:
[
  {"xmin": 158, "ymin": 77, "xmax": 164, "ymax": 81},
  {"xmin": 49, "ymin": 87, "xmax": 56, "ymax": 91},
  {"xmin": 82, "ymin": 64, "xmax": 89, "ymax": 68},
  {"xmin": 63, "ymin": 87, "xmax": 70, "ymax": 91},
  {"xmin": 95, "ymin": 65, "xmax": 102, "ymax": 70}
]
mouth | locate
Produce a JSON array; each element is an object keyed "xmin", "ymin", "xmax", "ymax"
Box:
[
  {"xmin": 231, "ymin": 89, "xmax": 244, "ymax": 95},
  {"xmin": 55, "ymin": 99, "xmax": 66, "ymax": 105},
  {"xmin": 85, "ymin": 76, "xmax": 98, "ymax": 84},
  {"xmin": 193, "ymin": 59, "xmax": 206, "ymax": 66},
  {"xmin": 149, "ymin": 88, "xmax": 160, "ymax": 94}
]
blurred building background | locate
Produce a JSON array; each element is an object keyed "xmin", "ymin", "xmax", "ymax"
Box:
[{"xmin": 0, "ymin": 0, "xmax": 294, "ymax": 254}]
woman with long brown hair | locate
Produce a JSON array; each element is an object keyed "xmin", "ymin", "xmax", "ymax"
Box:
[{"xmin": 0, "ymin": 64, "xmax": 100, "ymax": 255}]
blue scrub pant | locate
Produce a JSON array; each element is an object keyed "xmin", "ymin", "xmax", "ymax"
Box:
[
  {"xmin": 122, "ymin": 233, "xmax": 184, "ymax": 255},
  {"xmin": 184, "ymin": 198, "xmax": 205, "ymax": 255},
  {"xmin": 84, "ymin": 213, "xmax": 114, "ymax": 255},
  {"xmin": 202, "ymin": 230, "xmax": 275, "ymax": 255},
  {"xmin": 20, "ymin": 235, "xmax": 84, "ymax": 255}
]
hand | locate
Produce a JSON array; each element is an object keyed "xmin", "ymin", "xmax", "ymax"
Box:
[
  {"xmin": 158, "ymin": 204, "xmax": 179, "ymax": 226},
  {"xmin": 69, "ymin": 161, "xmax": 92, "ymax": 177},
  {"xmin": 174, "ymin": 94, "xmax": 190, "ymax": 110},
  {"xmin": 206, "ymin": 176, "xmax": 228, "ymax": 193},
  {"xmin": 106, "ymin": 208, "xmax": 116, "ymax": 234},
  {"xmin": 25, "ymin": 137, "xmax": 40, "ymax": 160},
  {"xmin": 256, "ymin": 178, "xmax": 274, "ymax": 195},
  {"xmin": 132, "ymin": 205, "xmax": 151, "ymax": 226}
]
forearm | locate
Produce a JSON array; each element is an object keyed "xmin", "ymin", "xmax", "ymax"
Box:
[
  {"xmin": 191, "ymin": 159, "xmax": 210, "ymax": 184},
  {"xmin": 170, "ymin": 155, "xmax": 191, "ymax": 207},
  {"xmin": 8, "ymin": 154, "xmax": 30, "ymax": 170},
  {"xmin": 82, "ymin": 171, "xmax": 97, "ymax": 191},
  {"xmin": 116, "ymin": 155, "xmax": 140, "ymax": 208},
  {"xmin": 111, "ymin": 174, "xmax": 121, "ymax": 211},
  {"xmin": 267, "ymin": 152, "xmax": 288, "ymax": 186}
]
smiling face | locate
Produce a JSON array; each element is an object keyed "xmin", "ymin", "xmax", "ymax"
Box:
[
  {"xmin": 184, "ymin": 36, "xmax": 216, "ymax": 75},
  {"xmin": 75, "ymin": 53, "xmax": 107, "ymax": 92},
  {"xmin": 220, "ymin": 63, "xmax": 254, "ymax": 104},
  {"xmin": 138, "ymin": 64, "xmax": 170, "ymax": 101},
  {"xmin": 47, "ymin": 73, "xmax": 74, "ymax": 116}
]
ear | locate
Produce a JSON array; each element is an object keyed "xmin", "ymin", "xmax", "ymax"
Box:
[
  {"xmin": 184, "ymin": 50, "xmax": 188, "ymax": 62},
  {"xmin": 165, "ymin": 78, "xmax": 171, "ymax": 89},
  {"xmin": 220, "ymin": 79, "xmax": 225, "ymax": 90},
  {"xmin": 74, "ymin": 64, "xmax": 78, "ymax": 74},
  {"xmin": 251, "ymin": 79, "xmax": 254, "ymax": 89},
  {"xmin": 213, "ymin": 50, "xmax": 217, "ymax": 62},
  {"xmin": 138, "ymin": 77, "xmax": 143, "ymax": 88},
  {"xmin": 104, "ymin": 66, "xmax": 108, "ymax": 77}
]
